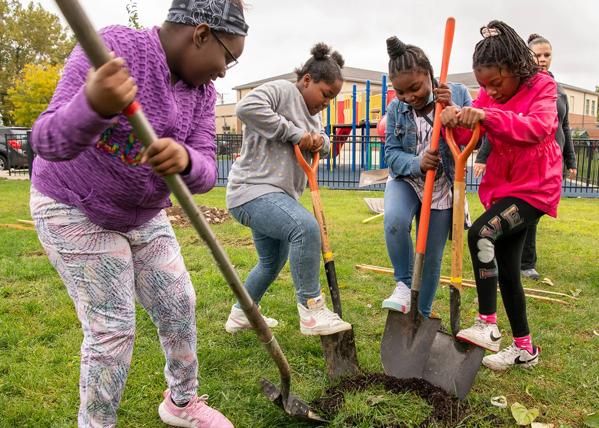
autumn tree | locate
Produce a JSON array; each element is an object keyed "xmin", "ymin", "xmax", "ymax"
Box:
[
  {"xmin": 6, "ymin": 63, "xmax": 60, "ymax": 127},
  {"xmin": 0, "ymin": 0, "xmax": 74, "ymax": 124}
]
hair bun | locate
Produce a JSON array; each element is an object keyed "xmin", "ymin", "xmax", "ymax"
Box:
[
  {"xmin": 311, "ymin": 42, "xmax": 331, "ymax": 60},
  {"xmin": 387, "ymin": 36, "xmax": 407, "ymax": 60},
  {"xmin": 330, "ymin": 51, "xmax": 345, "ymax": 68},
  {"xmin": 527, "ymin": 33, "xmax": 543, "ymax": 44}
]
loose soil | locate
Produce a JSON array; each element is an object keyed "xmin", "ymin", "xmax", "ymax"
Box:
[
  {"xmin": 166, "ymin": 205, "xmax": 230, "ymax": 227},
  {"xmin": 311, "ymin": 373, "xmax": 470, "ymax": 427}
]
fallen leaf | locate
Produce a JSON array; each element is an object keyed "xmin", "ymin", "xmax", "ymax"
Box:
[
  {"xmin": 593, "ymin": 330, "xmax": 599, "ymax": 337},
  {"xmin": 511, "ymin": 402, "xmax": 539, "ymax": 426},
  {"xmin": 491, "ymin": 395, "xmax": 508, "ymax": 408},
  {"xmin": 570, "ymin": 289, "xmax": 582, "ymax": 298},
  {"xmin": 584, "ymin": 412, "xmax": 599, "ymax": 428},
  {"xmin": 525, "ymin": 385, "xmax": 534, "ymax": 397},
  {"xmin": 541, "ymin": 277, "xmax": 554, "ymax": 286},
  {"xmin": 531, "ymin": 423, "xmax": 554, "ymax": 428}
]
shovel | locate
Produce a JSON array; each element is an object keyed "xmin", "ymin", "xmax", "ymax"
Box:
[
  {"xmin": 294, "ymin": 144, "xmax": 361, "ymax": 382},
  {"xmin": 53, "ymin": 0, "xmax": 324, "ymax": 422},
  {"xmin": 380, "ymin": 17, "xmax": 453, "ymax": 382},
  {"xmin": 420, "ymin": 123, "xmax": 484, "ymax": 400}
]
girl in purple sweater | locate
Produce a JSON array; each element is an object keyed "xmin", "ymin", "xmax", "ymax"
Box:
[{"xmin": 29, "ymin": 1, "xmax": 246, "ymax": 427}]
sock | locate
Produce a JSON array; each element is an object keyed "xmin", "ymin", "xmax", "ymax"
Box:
[
  {"xmin": 513, "ymin": 335, "xmax": 534, "ymax": 354},
  {"xmin": 171, "ymin": 396, "xmax": 189, "ymax": 408},
  {"xmin": 478, "ymin": 313, "xmax": 497, "ymax": 324}
]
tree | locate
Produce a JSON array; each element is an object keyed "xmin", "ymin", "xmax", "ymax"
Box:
[
  {"xmin": 126, "ymin": 0, "xmax": 141, "ymax": 29},
  {"xmin": 6, "ymin": 63, "xmax": 61, "ymax": 127},
  {"xmin": 0, "ymin": 0, "xmax": 74, "ymax": 124}
]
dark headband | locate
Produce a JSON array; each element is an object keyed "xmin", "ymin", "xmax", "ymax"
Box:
[{"xmin": 166, "ymin": 0, "xmax": 249, "ymax": 36}]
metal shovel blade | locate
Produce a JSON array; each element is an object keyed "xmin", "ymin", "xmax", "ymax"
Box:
[
  {"xmin": 380, "ymin": 310, "xmax": 442, "ymax": 379},
  {"xmin": 421, "ymin": 331, "xmax": 485, "ymax": 399},
  {"xmin": 260, "ymin": 378, "xmax": 326, "ymax": 423},
  {"xmin": 320, "ymin": 328, "xmax": 361, "ymax": 381}
]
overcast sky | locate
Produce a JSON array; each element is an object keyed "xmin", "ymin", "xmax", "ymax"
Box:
[{"xmin": 26, "ymin": 0, "xmax": 599, "ymax": 103}]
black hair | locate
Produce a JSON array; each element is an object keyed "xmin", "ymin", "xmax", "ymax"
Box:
[
  {"xmin": 527, "ymin": 33, "xmax": 551, "ymax": 48},
  {"xmin": 295, "ymin": 43, "xmax": 344, "ymax": 84},
  {"xmin": 386, "ymin": 36, "xmax": 434, "ymax": 82},
  {"xmin": 473, "ymin": 20, "xmax": 538, "ymax": 81}
]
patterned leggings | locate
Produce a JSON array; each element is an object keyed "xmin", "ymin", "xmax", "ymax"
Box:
[{"xmin": 30, "ymin": 188, "xmax": 198, "ymax": 428}]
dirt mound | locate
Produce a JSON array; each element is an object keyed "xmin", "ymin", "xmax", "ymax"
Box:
[
  {"xmin": 166, "ymin": 205, "xmax": 230, "ymax": 227},
  {"xmin": 311, "ymin": 373, "xmax": 470, "ymax": 427}
]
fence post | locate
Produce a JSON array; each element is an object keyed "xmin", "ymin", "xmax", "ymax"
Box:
[
  {"xmin": 586, "ymin": 140, "xmax": 592, "ymax": 189},
  {"xmin": 365, "ymin": 80, "xmax": 371, "ymax": 170}
]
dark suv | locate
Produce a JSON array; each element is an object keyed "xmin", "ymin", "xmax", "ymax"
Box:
[{"xmin": 0, "ymin": 127, "xmax": 30, "ymax": 170}]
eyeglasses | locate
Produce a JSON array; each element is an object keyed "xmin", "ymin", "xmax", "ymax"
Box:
[{"xmin": 212, "ymin": 32, "xmax": 238, "ymax": 70}]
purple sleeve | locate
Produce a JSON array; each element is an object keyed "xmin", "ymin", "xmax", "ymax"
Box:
[
  {"xmin": 181, "ymin": 85, "xmax": 218, "ymax": 194},
  {"xmin": 30, "ymin": 28, "xmax": 122, "ymax": 161}
]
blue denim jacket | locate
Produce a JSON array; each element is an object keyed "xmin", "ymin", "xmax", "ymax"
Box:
[{"xmin": 384, "ymin": 82, "xmax": 472, "ymax": 184}]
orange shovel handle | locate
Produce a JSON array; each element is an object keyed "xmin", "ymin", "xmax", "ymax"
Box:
[
  {"xmin": 414, "ymin": 17, "xmax": 455, "ymax": 255},
  {"xmin": 445, "ymin": 123, "xmax": 481, "ymax": 182},
  {"xmin": 293, "ymin": 145, "xmax": 320, "ymax": 191}
]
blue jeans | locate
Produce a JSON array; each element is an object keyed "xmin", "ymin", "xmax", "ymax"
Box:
[
  {"xmin": 229, "ymin": 192, "xmax": 322, "ymax": 306},
  {"xmin": 384, "ymin": 179, "xmax": 451, "ymax": 317}
]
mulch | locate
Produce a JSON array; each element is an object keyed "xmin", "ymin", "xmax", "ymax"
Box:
[{"xmin": 166, "ymin": 205, "xmax": 230, "ymax": 227}]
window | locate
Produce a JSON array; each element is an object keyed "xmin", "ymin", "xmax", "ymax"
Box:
[
  {"xmin": 569, "ymin": 96, "xmax": 575, "ymax": 110},
  {"xmin": 592, "ymin": 100, "xmax": 596, "ymax": 117},
  {"xmin": 586, "ymin": 99, "xmax": 590, "ymax": 115}
]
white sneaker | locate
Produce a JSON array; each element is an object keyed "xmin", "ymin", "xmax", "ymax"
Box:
[
  {"xmin": 225, "ymin": 305, "xmax": 279, "ymax": 333},
  {"xmin": 456, "ymin": 319, "xmax": 502, "ymax": 352},
  {"xmin": 381, "ymin": 281, "xmax": 411, "ymax": 313},
  {"xmin": 483, "ymin": 343, "xmax": 540, "ymax": 371},
  {"xmin": 297, "ymin": 294, "xmax": 352, "ymax": 336}
]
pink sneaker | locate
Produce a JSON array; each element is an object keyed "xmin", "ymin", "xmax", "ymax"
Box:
[{"xmin": 158, "ymin": 389, "xmax": 234, "ymax": 428}]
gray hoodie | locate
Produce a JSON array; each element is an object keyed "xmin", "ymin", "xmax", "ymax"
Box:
[{"xmin": 226, "ymin": 80, "xmax": 330, "ymax": 209}]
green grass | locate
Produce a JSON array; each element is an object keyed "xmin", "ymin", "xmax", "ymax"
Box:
[{"xmin": 0, "ymin": 180, "xmax": 597, "ymax": 427}]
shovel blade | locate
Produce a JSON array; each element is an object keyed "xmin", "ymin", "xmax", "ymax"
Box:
[
  {"xmin": 320, "ymin": 328, "xmax": 361, "ymax": 381},
  {"xmin": 260, "ymin": 378, "xmax": 327, "ymax": 423},
  {"xmin": 422, "ymin": 332, "xmax": 485, "ymax": 399},
  {"xmin": 380, "ymin": 310, "xmax": 442, "ymax": 379}
]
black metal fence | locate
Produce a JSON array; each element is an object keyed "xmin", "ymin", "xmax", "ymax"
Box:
[
  {"xmin": 4, "ymin": 132, "xmax": 598, "ymax": 198},
  {"xmin": 1, "ymin": 131, "xmax": 32, "ymax": 177},
  {"xmin": 215, "ymin": 134, "xmax": 599, "ymax": 198}
]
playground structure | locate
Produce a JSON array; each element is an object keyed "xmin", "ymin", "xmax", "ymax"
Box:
[{"xmin": 321, "ymin": 75, "xmax": 395, "ymax": 171}]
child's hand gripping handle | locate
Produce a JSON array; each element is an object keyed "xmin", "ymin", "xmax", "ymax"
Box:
[
  {"xmin": 293, "ymin": 145, "xmax": 343, "ymax": 316},
  {"xmin": 53, "ymin": 0, "xmax": 297, "ymax": 390},
  {"xmin": 445, "ymin": 123, "xmax": 480, "ymax": 336},
  {"xmin": 411, "ymin": 17, "xmax": 455, "ymax": 319}
]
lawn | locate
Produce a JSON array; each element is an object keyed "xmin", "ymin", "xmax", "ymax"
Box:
[{"xmin": 0, "ymin": 180, "xmax": 597, "ymax": 427}]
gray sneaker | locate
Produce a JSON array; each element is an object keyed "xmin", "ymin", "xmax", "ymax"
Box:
[{"xmin": 521, "ymin": 268, "xmax": 540, "ymax": 280}]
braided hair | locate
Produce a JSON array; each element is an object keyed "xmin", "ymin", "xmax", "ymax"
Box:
[
  {"xmin": 295, "ymin": 43, "xmax": 345, "ymax": 84},
  {"xmin": 386, "ymin": 36, "xmax": 434, "ymax": 81},
  {"xmin": 473, "ymin": 20, "xmax": 538, "ymax": 82}
]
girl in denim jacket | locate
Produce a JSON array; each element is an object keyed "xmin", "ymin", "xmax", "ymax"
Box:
[{"xmin": 381, "ymin": 36, "xmax": 472, "ymax": 317}]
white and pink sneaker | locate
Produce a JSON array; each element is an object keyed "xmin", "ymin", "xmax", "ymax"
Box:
[
  {"xmin": 158, "ymin": 389, "xmax": 234, "ymax": 428},
  {"xmin": 297, "ymin": 294, "xmax": 352, "ymax": 336}
]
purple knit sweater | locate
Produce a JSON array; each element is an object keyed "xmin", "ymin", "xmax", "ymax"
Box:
[{"xmin": 31, "ymin": 26, "xmax": 217, "ymax": 232}]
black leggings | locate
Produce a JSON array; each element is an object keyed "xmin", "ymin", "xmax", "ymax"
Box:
[{"xmin": 468, "ymin": 197, "xmax": 543, "ymax": 337}]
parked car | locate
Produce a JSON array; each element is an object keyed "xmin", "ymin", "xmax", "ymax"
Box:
[{"xmin": 0, "ymin": 127, "xmax": 30, "ymax": 170}]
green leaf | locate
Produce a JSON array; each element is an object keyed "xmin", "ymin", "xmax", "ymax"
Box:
[
  {"xmin": 584, "ymin": 412, "xmax": 599, "ymax": 428},
  {"xmin": 511, "ymin": 402, "xmax": 539, "ymax": 426}
]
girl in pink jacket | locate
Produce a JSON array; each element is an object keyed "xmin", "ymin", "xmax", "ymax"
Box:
[{"xmin": 441, "ymin": 20, "xmax": 561, "ymax": 371}]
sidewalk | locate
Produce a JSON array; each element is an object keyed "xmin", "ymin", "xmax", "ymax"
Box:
[{"xmin": 0, "ymin": 170, "xmax": 29, "ymax": 181}]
